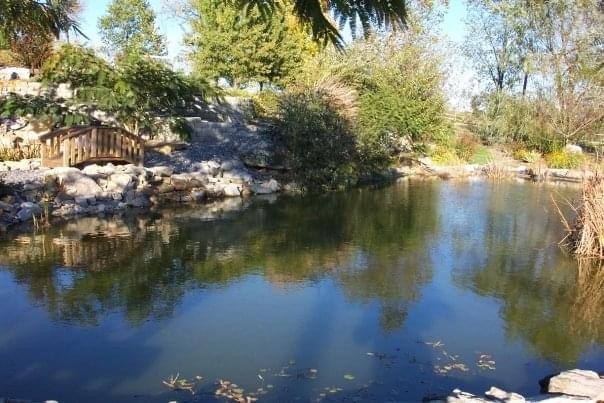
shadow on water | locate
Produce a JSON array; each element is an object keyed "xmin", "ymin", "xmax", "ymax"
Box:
[{"xmin": 0, "ymin": 179, "xmax": 602, "ymax": 402}]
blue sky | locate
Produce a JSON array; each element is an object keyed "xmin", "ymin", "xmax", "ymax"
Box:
[{"xmin": 78, "ymin": 0, "xmax": 469, "ymax": 61}]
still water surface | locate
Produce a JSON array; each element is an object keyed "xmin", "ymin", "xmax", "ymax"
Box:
[{"xmin": 0, "ymin": 179, "xmax": 602, "ymax": 402}]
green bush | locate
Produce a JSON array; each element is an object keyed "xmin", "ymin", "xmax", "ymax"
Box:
[
  {"xmin": 275, "ymin": 85, "xmax": 359, "ymax": 190},
  {"xmin": 513, "ymin": 148, "xmax": 542, "ymax": 163},
  {"xmin": 545, "ymin": 150, "xmax": 585, "ymax": 169},
  {"xmin": 470, "ymin": 92, "xmax": 562, "ymax": 153}
]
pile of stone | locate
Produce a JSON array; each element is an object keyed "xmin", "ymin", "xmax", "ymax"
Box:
[
  {"xmin": 428, "ymin": 369, "xmax": 604, "ymax": 402},
  {"xmin": 0, "ymin": 158, "xmax": 281, "ymax": 229}
]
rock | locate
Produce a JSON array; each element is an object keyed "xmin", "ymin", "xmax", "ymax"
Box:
[
  {"xmin": 220, "ymin": 160, "xmax": 237, "ymax": 172},
  {"xmin": 190, "ymin": 190, "xmax": 206, "ymax": 202},
  {"xmin": 564, "ymin": 144, "xmax": 583, "ymax": 154},
  {"xmin": 5, "ymin": 160, "xmax": 31, "ymax": 171},
  {"xmin": 17, "ymin": 208, "xmax": 34, "ymax": 221},
  {"xmin": 486, "ymin": 387, "xmax": 525, "ymax": 402},
  {"xmin": 171, "ymin": 174, "xmax": 192, "ymax": 191},
  {"xmin": 251, "ymin": 179, "xmax": 280, "ymax": 195},
  {"xmin": 129, "ymin": 196, "xmax": 150, "ymax": 208},
  {"xmin": 222, "ymin": 183, "xmax": 241, "ymax": 197},
  {"xmin": 74, "ymin": 196, "xmax": 95, "ymax": 208},
  {"xmin": 148, "ymin": 166, "xmax": 174, "ymax": 177},
  {"xmin": 82, "ymin": 164, "xmax": 115, "ymax": 178},
  {"xmin": 122, "ymin": 164, "xmax": 145, "ymax": 176},
  {"xmin": 222, "ymin": 169, "xmax": 253, "ymax": 184},
  {"xmin": 106, "ymin": 173, "xmax": 133, "ymax": 194},
  {"xmin": 547, "ymin": 369, "xmax": 604, "ymax": 399},
  {"xmin": 157, "ymin": 182, "xmax": 175, "ymax": 194},
  {"xmin": 48, "ymin": 168, "xmax": 102, "ymax": 198},
  {"xmin": 0, "ymin": 201, "xmax": 13, "ymax": 211}
]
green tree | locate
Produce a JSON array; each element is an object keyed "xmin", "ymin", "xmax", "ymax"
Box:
[
  {"xmin": 1, "ymin": 44, "xmax": 212, "ymax": 137},
  {"xmin": 463, "ymin": 0, "xmax": 522, "ymax": 92},
  {"xmin": 187, "ymin": 0, "xmax": 315, "ymax": 88},
  {"xmin": 0, "ymin": 0, "xmax": 83, "ymax": 69},
  {"xmin": 98, "ymin": 0, "xmax": 166, "ymax": 59}
]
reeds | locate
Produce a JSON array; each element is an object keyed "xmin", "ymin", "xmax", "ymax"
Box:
[{"xmin": 558, "ymin": 175, "xmax": 604, "ymax": 258}]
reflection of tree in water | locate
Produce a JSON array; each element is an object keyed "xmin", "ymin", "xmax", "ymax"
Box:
[
  {"xmin": 450, "ymin": 183, "xmax": 604, "ymax": 364},
  {"xmin": 0, "ymin": 181, "xmax": 438, "ymax": 331}
]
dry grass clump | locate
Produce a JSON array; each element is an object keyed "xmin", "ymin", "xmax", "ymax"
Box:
[
  {"xmin": 558, "ymin": 175, "xmax": 604, "ymax": 258},
  {"xmin": 0, "ymin": 144, "xmax": 41, "ymax": 161},
  {"xmin": 482, "ymin": 163, "xmax": 510, "ymax": 180}
]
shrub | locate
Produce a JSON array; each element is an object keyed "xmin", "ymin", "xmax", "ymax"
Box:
[
  {"xmin": 248, "ymin": 90, "xmax": 281, "ymax": 119},
  {"xmin": 429, "ymin": 145, "xmax": 463, "ymax": 166},
  {"xmin": 513, "ymin": 148, "xmax": 542, "ymax": 163},
  {"xmin": 275, "ymin": 83, "xmax": 360, "ymax": 190},
  {"xmin": 545, "ymin": 150, "xmax": 585, "ymax": 169}
]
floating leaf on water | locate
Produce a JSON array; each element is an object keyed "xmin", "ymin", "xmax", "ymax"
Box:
[{"xmin": 344, "ymin": 374, "xmax": 355, "ymax": 380}]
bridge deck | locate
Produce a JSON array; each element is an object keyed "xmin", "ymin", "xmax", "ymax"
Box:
[{"xmin": 39, "ymin": 126, "xmax": 144, "ymax": 168}]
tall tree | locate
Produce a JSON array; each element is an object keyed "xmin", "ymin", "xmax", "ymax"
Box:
[
  {"xmin": 98, "ymin": 0, "xmax": 166, "ymax": 59},
  {"xmin": 187, "ymin": 0, "xmax": 316, "ymax": 88},
  {"xmin": 463, "ymin": 0, "xmax": 522, "ymax": 92}
]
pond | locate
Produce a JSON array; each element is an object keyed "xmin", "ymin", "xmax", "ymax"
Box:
[{"xmin": 0, "ymin": 179, "xmax": 602, "ymax": 402}]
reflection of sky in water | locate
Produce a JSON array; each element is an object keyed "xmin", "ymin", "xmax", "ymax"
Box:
[{"xmin": 0, "ymin": 180, "xmax": 602, "ymax": 402}]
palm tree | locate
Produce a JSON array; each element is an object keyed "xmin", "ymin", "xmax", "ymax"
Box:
[
  {"xmin": 238, "ymin": 0, "xmax": 409, "ymax": 47},
  {"xmin": 0, "ymin": 0, "xmax": 85, "ymax": 43}
]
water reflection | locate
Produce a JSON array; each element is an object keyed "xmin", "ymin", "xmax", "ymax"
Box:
[
  {"xmin": 0, "ymin": 180, "xmax": 602, "ymax": 402},
  {"xmin": 0, "ymin": 181, "xmax": 438, "ymax": 332}
]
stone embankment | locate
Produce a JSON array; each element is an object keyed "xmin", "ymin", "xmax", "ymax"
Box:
[
  {"xmin": 428, "ymin": 369, "xmax": 604, "ymax": 403},
  {"xmin": 0, "ymin": 158, "xmax": 281, "ymax": 230}
]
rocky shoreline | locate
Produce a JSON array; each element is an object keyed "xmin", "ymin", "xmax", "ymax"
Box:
[
  {"xmin": 0, "ymin": 157, "xmax": 283, "ymax": 231},
  {"xmin": 1, "ymin": 154, "xmax": 597, "ymax": 232},
  {"xmin": 428, "ymin": 369, "xmax": 604, "ymax": 402}
]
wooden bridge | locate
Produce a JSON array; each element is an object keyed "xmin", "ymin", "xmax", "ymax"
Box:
[{"xmin": 39, "ymin": 126, "xmax": 144, "ymax": 168}]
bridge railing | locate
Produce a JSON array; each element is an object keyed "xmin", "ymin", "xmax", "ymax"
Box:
[{"xmin": 39, "ymin": 126, "xmax": 144, "ymax": 167}]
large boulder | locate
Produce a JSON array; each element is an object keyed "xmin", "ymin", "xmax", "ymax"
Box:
[
  {"xmin": 48, "ymin": 168, "xmax": 102, "ymax": 198},
  {"xmin": 547, "ymin": 369, "xmax": 604, "ymax": 400},
  {"xmin": 105, "ymin": 173, "xmax": 133, "ymax": 194}
]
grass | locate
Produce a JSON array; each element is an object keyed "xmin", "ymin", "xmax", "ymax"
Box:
[{"xmin": 557, "ymin": 175, "xmax": 604, "ymax": 258}]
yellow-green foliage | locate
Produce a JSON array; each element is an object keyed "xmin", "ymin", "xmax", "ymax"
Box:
[
  {"xmin": 429, "ymin": 145, "xmax": 463, "ymax": 165},
  {"xmin": 545, "ymin": 150, "xmax": 585, "ymax": 169},
  {"xmin": 250, "ymin": 91, "xmax": 281, "ymax": 119},
  {"xmin": 513, "ymin": 148, "xmax": 542, "ymax": 163}
]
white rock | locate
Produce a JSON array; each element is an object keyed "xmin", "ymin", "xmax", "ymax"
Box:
[
  {"xmin": 564, "ymin": 144, "xmax": 583, "ymax": 154},
  {"xmin": 251, "ymin": 179, "xmax": 280, "ymax": 194},
  {"xmin": 106, "ymin": 173, "xmax": 133, "ymax": 194},
  {"xmin": 48, "ymin": 168, "xmax": 103, "ymax": 198},
  {"xmin": 222, "ymin": 184, "xmax": 242, "ymax": 197},
  {"xmin": 147, "ymin": 166, "xmax": 173, "ymax": 177},
  {"xmin": 548, "ymin": 369, "xmax": 604, "ymax": 399}
]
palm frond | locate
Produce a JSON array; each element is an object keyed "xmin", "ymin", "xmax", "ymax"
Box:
[{"xmin": 237, "ymin": 0, "xmax": 408, "ymax": 48}]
